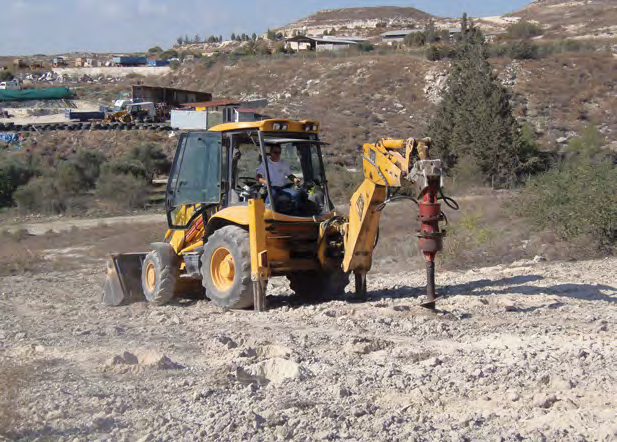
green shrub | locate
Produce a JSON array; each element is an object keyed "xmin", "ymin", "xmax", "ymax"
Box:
[
  {"xmin": 56, "ymin": 162, "xmax": 84, "ymax": 194},
  {"xmin": 356, "ymin": 42, "xmax": 375, "ymax": 53},
  {"xmin": 102, "ymin": 158, "xmax": 149, "ymax": 180},
  {"xmin": 508, "ymin": 40, "xmax": 539, "ymax": 60},
  {"xmin": 531, "ymin": 39, "xmax": 596, "ymax": 58},
  {"xmin": 425, "ymin": 45, "xmax": 446, "ymax": 61},
  {"xmin": 489, "ymin": 40, "xmax": 539, "ymax": 59},
  {"xmin": 0, "ymin": 70, "xmax": 14, "ymax": 81},
  {"xmin": 404, "ymin": 32, "xmax": 426, "ymax": 47},
  {"xmin": 96, "ymin": 173, "xmax": 149, "ymax": 210},
  {"xmin": 449, "ymin": 154, "xmax": 485, "ymax": 189},
  {"xmin": 126, "ymin": 143, "xmax": 171, "ymax": 178},
  {"xmin": 515, "ymin": 131, "xmax": 616, "ymax": 248},
  {"xmin": 505, "ymin": 21, "xmax": 543, "ymax": 40},
  {"xmin": 13, "ymin": 177, "xmax": 67, "ymax": 214},
  {"xmin": 71, "ymin": 150, "xmax": 106, "ymax": 187},
  {"xmin": 160, "ymin": 49, "xmax": 178, "ymax": 61},
  {"xmin": 0, "ymin": 154, "xmax": 37, "ymax": 208},
  {"xmin": 55, "ymin": 150, "xmax": 105, "ymax": 193},
  {"xmin": 202, "ymin": 57, "xmax": 218, "ymax": 69}
]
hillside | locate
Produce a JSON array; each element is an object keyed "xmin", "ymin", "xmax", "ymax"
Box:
[
  {"xmin": 273, "ymin": 1, "xmax": 617, "ymax": 42},
  {"xmin": 279, "ymin": 6, "xmax": 435, "ymax": 36},
  {"xmin": 157, "ymin": 50, "xmax": 617, "ymax": 165},
  {"xmin": 512, "ymin": 0, "xmax": 617, "ymax": 38}
]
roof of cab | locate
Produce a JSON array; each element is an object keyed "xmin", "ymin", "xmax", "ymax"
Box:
[{"xmin": 208, "ymin": 119, "xmax": 303, "ymax": 132}]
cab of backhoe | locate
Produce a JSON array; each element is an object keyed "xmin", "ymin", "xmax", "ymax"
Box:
[{"xmin": 165, "ymin": 119, "xmax": 336, "ymax": 230}]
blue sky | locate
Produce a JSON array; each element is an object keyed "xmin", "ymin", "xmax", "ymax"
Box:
[{"xmin": 1, "ymin": 0, "xmax": 530, "ymax": 55}]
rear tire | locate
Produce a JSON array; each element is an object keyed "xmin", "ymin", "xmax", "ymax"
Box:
[
  {"xmin": 141, "ymin": 250, "xmax": 177, "ymax": 305},
  {"xmin": 201, "ymin": 226, "xmax": 254, "ymax": 309},
  {"xmin": 287, "ymin": 269, "xmax": 350, "ymax": 301}
]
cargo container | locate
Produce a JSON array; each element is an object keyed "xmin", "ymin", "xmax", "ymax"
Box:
[
  {"xmin": 132, "ymin": 85, "xmax": 212, "ymax": 108},
  {"xmin": 112, "ymin": 56, "xmax": 147, "ymax": 66},
  {"xmin": 171, "ymin": 110, "xmax": 214, "ymax": 129},
  {"xmin": 147, "ymin": 60, "xmax": 170, "ymax": 67},
  {"xmin": 65, "ymin": 109, "xmax": 106, "ymax": 121}
]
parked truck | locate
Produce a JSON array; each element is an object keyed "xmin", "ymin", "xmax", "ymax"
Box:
[
  {"xmin": 0, "ymin": 80, "xmax": 22, "ymax": 91},
  {"xmin": 147, "ymin": 60, "xmax": 170, "ymax": 67},
  {"xmin": 65, "ymin": 109, "xmax": 106, "ymax": 122},
  {"xmin": 112, "ymin": 56, "xmax": 147, "ymax": 67}
]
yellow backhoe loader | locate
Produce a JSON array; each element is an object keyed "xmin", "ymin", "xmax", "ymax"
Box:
[{"xmin": 102, "ymin": 119, "xmax": 457, "ymax": 310}]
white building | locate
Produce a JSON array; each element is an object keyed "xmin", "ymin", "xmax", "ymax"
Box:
[
  {"xmin": 381, "ymin": 29, "xmax": 424, "ymax": 45},
  {"xmin": 286, "ymin": 35, "xmax": 367, "ymax": 52}
]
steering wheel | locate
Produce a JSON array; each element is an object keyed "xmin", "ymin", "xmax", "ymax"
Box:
[{"xmin": 239, "ymin": 176, "xmax": 259, "ymax": 187}]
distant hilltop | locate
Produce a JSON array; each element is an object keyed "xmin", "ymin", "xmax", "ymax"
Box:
[{"xmin": 271, "ymin": 1, "xmax": 616, "ymax": 42}]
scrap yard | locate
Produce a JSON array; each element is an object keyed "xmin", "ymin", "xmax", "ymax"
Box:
[
  {"xmin": 0, "ymin": 81, "xmax": 247, "ymax": 133},
  {"xmin": 0, "ymin": 54, "xmax": 266, "ymax": 135}
]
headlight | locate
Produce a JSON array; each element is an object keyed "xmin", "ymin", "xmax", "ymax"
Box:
[
  {"xmin": 273, "ymin": 123, "xmax": 281, "ymax": 130},
  {"xmin": 281, "ymin": 124, "xmax": 288, "ymax": 131}
]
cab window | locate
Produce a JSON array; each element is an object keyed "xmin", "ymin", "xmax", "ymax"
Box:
[{"xmin": 168, "ymin": 132, "xmax": 222, "ymax": 208}]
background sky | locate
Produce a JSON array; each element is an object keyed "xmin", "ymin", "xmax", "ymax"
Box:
[{"xmin": 1, "ymin": 0, "xmax": 531, "ymax": 55}]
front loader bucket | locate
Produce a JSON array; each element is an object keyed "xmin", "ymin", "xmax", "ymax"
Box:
[{"xmin": 102, "ymin": 253, "xmax": 148, "ymax": 306}]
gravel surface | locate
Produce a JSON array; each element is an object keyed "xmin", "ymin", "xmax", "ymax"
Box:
[{"xmin": 0, "ymin": 256, "xmax": 616, "ymax": 441}]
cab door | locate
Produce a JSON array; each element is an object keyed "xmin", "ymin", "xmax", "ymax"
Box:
[{"xmin": 166, "ymin": 131, "xmax": 223, "ymax": 229}]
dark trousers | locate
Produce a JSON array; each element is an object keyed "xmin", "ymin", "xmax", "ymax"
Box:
[{"xmin": 272, "ymin": 186, "xmax": 303, "ymax": 214}]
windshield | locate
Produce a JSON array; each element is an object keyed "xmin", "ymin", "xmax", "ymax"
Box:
[{"xmin": 261, "ymin": 140, "xmax": 325, "ymax": 186}]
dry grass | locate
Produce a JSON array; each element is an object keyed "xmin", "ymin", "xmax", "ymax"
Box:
[
  {"xmin": 157, "ymin": 49, "xmax": 617, "ymax": 166},
  {"xmin": 161, "ymin": 53, "xmax": 432, "ymax": 166},
  {"xmin": 19, "ymin": 130, "xmax": 178, "ymax": 163},
  {"xmin": 511, "ymin": 52, "xmax": 617, "ymax": 144},
  {"xmin": 372, "ymin": 189, "xmax": 607, "ymax": 273},
  {"xmin": 290, "ymin": 6, "xmax": 434, "ymax": 24},
  {"xmin": 0, "ymin": 185, "xmax": 609, "ymax": 279}
]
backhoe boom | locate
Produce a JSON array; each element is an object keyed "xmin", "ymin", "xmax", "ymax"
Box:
[{"xmin": 337, "ymin": 137, "xmax": 449, "ymax": 307}]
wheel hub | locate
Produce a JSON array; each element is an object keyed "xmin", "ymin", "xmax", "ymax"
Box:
[
  {"xmin": 211, "ymin": 248, "xmax": 235, "ymax": 291},
  {"xmin": 145, "ymin": 262, "xmax": 156, "ymax": 291}
]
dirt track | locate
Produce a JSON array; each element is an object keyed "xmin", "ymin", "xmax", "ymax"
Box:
[
  {"xmin": 1, "ymin": 254, "xmax": 616, "ymax": 441},
  {"xmin": 3, "ymin": 214, "xmax": 164, "ymax": 235}
]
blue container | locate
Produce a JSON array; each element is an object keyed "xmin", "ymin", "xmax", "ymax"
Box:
[
  {"xmin": 113, "ymin": 56, "xmax": 147, "ymax": 65},
  {"xmin": 148, "ymin": 60, "xmax": 170, "ymax": 67}
]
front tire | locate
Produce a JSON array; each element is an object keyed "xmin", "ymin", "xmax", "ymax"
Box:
[
  {"xmin": 201, "ymin": 226, "xmax": 254, "ymax": 309},
  {"xmin": 141, "ymin": 250, "xmax": 177, "ymax": 305}
]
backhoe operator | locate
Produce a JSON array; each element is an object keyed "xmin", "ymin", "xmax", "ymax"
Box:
[{"xmin": 256, "ymin": 146, "xmax": 302, "ymax": 214}]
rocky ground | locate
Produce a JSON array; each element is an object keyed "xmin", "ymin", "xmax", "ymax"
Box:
[{"xmin": 0, "ymin": 252, "xmax": 615, "ymax": 441}]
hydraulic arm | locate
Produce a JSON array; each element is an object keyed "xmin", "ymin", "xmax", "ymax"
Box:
[{"xmin": 336, "ymin": 137, "xmax": 453, "ymax": 308}]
